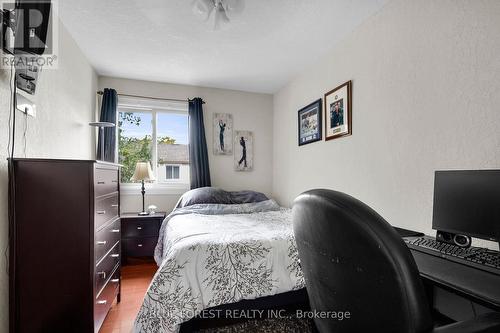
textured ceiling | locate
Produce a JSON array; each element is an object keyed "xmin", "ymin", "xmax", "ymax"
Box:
[{"xmin": 59, "ymin": 0, "xmax": 387, "ymax": 93}]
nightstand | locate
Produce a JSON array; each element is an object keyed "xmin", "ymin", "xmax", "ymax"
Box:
[{"xmin": 121, "ymin": 212, "xmax": 166, "ymax": 264}]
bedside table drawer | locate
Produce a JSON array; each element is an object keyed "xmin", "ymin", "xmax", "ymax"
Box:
[
  {"xmin": 122, "ymin": 219, "xmax": 160, "ymax": 238},
  {"xmin": 123, "ymin": 237, "xmax": 157, "ymax": 257}
]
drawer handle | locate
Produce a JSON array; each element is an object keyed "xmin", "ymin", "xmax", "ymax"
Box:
[
  {"xmin": 111, "ymin": 229, "xmax": 120, "ymax": 233},
  {"xmin": 97, "ymin": 241, "xmax": 107, "ymax": 245},
  {"xmin": 112, "ymin": 180, "xmax": 118, "ymax": 183},
  {"xmin": 97, "ymin": 210, "xmax": 106, "ymax": 215},
  {"xmin": 111, "ymin": 204, "xmax": 119, "ymax": 208},
  {"xmin": 111, "ymin": 254, "xmax": 120, "ymax": 258},
  {"xmin": 137, "ymin": 244, "xmax": 143, "ymax": 247},
  {"xmin": 96, "ymin": 300, "xmax": 107, "ymax": 305},
  {"xmin": 111, "ymin": 278, "xmax": 120, "ymax": 283},
  {"xmin": 137, "ymin": 226, "xmax": 142, "ymax": 230},
  {"xmin": 97, "ymin": 181, "xmax": 105, "ymax": 185},
  {"xmin": 97, "ymin": 271, "xmax": 106, "ymax": 279}
]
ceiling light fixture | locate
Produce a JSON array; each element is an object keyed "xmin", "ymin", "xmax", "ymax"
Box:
[{"xmin": 192, "ymin": 0, "xmax": 245, "ymax": 30}]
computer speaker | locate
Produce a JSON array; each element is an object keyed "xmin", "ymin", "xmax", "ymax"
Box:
[{"xmin": 436, "ymin": 230, "xmax": 471, "ymax": 248}]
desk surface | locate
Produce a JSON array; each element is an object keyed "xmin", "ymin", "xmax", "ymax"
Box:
[{"xmin": 409, "ymin": 246, "xmax": 500, "ymax": 311}]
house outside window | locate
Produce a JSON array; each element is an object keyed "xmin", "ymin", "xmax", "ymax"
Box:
[
  {"xmin": 116, "ymin": 96, "xmax": 190, "ymax": 191},
  {"xmin": 158, "ymin": 144, "xmax": 189, "ymax": 183}
]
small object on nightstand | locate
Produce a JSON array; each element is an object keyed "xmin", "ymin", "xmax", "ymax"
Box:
[
  {"xmin": 130, "ymin": 161, "xmax": 156, "ymax": 216},
  {"xmin": 121, "ymin": 211, "xmax": 166, "ymax": 265},
  {"xmin": 148, "ymin": 204, "xmax": 158, "ymax": 214}
]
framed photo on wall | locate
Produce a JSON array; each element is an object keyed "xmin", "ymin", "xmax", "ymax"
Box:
[
  {"xmin": 213, "ymin": 113, "xmax": 233, "ymax": 155},
  {"xmin": 298, "ymin": 99, "xmax": 322, "ymax": 146},
  {"xmin": 324, "ymin": 80, "xmax": 352, "ymax": 141},
  {"xmin": 234, "ymin": 131, "xmax": 253, "ymax": 171}
]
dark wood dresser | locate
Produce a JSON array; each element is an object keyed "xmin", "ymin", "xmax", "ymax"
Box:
[
  {"xmin": 121, "ymin": 212, "xmax": 166, "ymax": 264},
  {"xmin": 9, "ymin": 159, "xmax": 121, "ymax": 333}
]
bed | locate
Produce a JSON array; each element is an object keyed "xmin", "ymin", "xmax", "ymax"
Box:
[{"xmin": 132, "ymin": 188, "xmax": 305, "ymax": 333}]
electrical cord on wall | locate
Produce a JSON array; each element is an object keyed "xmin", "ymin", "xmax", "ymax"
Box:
[
  {"xmin": 6, "ymin": 65, "xmax": 13, "ymax": 156},
  {"xmin": 23, "ymin": 108, "xmax": 27, "ymax": 157},
  {"xmin": 6, "ymin": 66, "xmax": 17, "ymax": 275},
  {"xmin": 5, "ymin": 65, "xmax": 14, "ymax": 275},
  {"xmin": 11, "ymin": 81, "xmax": 17, "ymax": 158}
]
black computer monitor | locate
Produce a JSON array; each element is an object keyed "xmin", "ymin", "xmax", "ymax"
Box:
[{"xmin": 432, "ymin": 170, "xmax": 500, "ymax": 242}]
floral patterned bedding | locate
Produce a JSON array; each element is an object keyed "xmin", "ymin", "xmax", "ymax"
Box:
[{"xmin": 133, "ymin": 200, "xmax": 304, "ymax": 333}]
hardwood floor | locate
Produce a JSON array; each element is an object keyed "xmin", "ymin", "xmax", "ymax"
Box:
[{"xmin": 100, "ymin": 261, "xmax": 158, "ymax": 333}]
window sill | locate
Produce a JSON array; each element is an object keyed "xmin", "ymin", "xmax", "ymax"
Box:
[{"xmin": 120, "ymin": 183, "xmax": 189, "ymax": 195}]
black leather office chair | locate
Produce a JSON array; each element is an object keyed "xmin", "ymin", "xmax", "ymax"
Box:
[{"xmin": 292, "ymin": 189, "xmax": 500, "ymax": 333}]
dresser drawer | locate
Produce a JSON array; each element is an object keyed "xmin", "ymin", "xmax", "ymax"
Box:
[
  {"xmin": 94, "ymin": 267, "xmax": 120, "ymax": 332},
  {"xmin": 95, "ymin": 194, "xmax": 119, "ymax": 231},
  {"xmin": 123, "ymin": 237, "xmax": 157, "ymax": 257},
  {"xmin": 122, "ymin": 218, "xmax": 160, "ymax": 238},
  {"xmin": 95, "ymin": 218, "xmax": 121, "ymax": 263},
  {"xmin": 95, "ymin": 242, "xmax": 120, "ymax": 296},
  {"xmin": 94, "ymin": 167, "xmax": 119, "ymax": 198}
]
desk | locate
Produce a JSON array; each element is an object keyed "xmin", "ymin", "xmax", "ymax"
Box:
[{"xmin": 403, "ymin": 237, "xmax": 500, "ymax": 313}]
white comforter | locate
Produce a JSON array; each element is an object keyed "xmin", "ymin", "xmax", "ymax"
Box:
[{"xmin": 133, "ymin": 200, "xmax": 304, "ymax": 333}]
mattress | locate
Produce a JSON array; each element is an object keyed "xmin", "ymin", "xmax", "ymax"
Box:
[{"xmin": 133, "ymin": 200, "xmax": 304, "ymax": 333}]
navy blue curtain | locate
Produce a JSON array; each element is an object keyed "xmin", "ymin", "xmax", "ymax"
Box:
[
  {"xmin": 188, "ymin": 98, "xmax": 211, "ymax": 189},
  {"xmin": 97, "ymin": 88, "xmax": 118, "ymax": 162}
]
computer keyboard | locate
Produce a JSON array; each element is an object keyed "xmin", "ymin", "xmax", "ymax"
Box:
[{"xmin": 405, "ymin": 237, "xmax": 500, "ymax": 275}]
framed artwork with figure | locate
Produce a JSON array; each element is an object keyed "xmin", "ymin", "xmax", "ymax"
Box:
[
  {"xmin": 298, "ymin": 99, "xmax": 322, "ymax": 146},
  {"xmin": 234, "ymin": 131, "xmax": 253, "ymax": 171},
  {"xmin": 213, "ymin": 113, "xmax": 233, "ymax": 155},
  {"xmin": 324, "ymin": 80, "xmax": 352, "ymax": 141}
]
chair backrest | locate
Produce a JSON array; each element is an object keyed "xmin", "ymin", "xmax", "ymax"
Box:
[{"xmin": 292, "ymin": 189, "xmax": 433, "ymax": 333}]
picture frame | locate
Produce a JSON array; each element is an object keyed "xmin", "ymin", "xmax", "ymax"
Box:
[
  {"xmin": 213, "ymin": 113, "xmax": 233, "ymax": 155},
  {"xmin": 234, "ymin": 131, "xmax": 253, "ymax": 171},
  {"xmin": 298, "ymin": 99, "xmax": 322, "ymax": 146},
  {"xmin": 324, "ymin": 80, "xmax": 352, "ymax": 141}
]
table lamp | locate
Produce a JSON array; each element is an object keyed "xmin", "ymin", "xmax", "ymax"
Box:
[{"xmin": 131, "ymin": 161, "xmax": 156, "ymax": 216}]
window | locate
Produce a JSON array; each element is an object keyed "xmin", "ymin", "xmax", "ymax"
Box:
[
  {"xmin": 118, "ymin": 111, "xmax": 153, "ymax": 183},
  {"xmin": 165, "ymin": 165, "xmax": 180, "ymax": 179},
  {"xmin": 117, "ymin": 97, "xmax": 189, "ymax": 186}
]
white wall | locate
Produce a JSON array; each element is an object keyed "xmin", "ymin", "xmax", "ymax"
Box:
[
  {"xmin": 99, "ymin": 77, "xmax": 274, "ymax": 214},
  {"xmin": 0, "ymin": 23, "xmax": 98, "ymax": 331},
  {"xmin": 272, "ymin": 0, "xmax": 500, "ymax": 246}
]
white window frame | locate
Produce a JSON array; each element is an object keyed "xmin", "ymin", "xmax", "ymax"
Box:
[
  {"xmin": 164, "ymin": 164, "xmax": 181, "ymax": 180},
  {"xmin": 116, "ymin": 96, "xmax": 189, "ymax": 195}
]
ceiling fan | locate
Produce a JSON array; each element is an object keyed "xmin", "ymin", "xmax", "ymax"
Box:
[{"xmin": 192, "ymin": 0, "xmax": 245, "ymax": 30}]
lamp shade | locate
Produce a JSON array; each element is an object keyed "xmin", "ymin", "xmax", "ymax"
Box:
[{"xmin": 131, "ymin": 162, "xmax": 156, "ymax": 182}]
